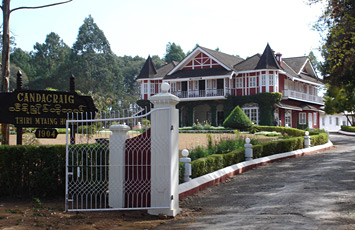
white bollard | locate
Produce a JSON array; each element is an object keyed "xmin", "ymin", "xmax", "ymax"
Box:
[
  {"xmin": 180, "ymin": 149, "xmax": 191, "ymax": 182},
  {"xmin": 244, "ymin": 138, "xmax": 253, "ymax": 161},
  {"xmin": 304, "ymin": 131, "xmax": 311, "ymax": 148}
]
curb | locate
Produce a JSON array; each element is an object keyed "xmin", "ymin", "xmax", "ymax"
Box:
[
  {"xmin": 338, "ymin": 130, "xmax": 355, "ymax": 136},
  {"xmin": 178, "ymin": 141, "xmax": 334, "ymax": 199}
]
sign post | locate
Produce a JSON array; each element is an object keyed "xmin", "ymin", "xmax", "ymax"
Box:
[{"xmin": 0, "ymin": 74, "xmax": 97, "ymax": 145}]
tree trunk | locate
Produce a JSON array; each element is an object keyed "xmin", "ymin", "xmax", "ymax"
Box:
[{"xmin": 1, "ymin": 0, "xmax": 11, "ymax": 145}]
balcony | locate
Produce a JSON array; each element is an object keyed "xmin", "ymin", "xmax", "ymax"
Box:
[
  {"xmin": 171, "ymin": 89, "xmax": 225, "ymax": 100},
  {"xmin": 282, "ymin": 89, "xmax": 324, "ymax": 105}
]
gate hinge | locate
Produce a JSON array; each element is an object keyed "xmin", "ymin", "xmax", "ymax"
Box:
[
  {"xmin": 171, "ymin": 195, "xmax": 174, "ymax": 200},
  {"xmin": 171, "ymin": 125, "xmax": 173, "ymax": 130}
]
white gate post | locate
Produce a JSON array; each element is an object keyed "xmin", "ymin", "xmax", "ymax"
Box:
[
  {"xmin": 304, "ymin": 131, "xmax": 311, "ymax": 148},
  {"xmin": 244, "ymin": 137, "xmax": 253, "ymax": 161},
  {"xmin": 109, "ymin": 124, "xmax": 130, "ymax": 208},
  {"xmin": 148, "ymin": 82, "xmax": 181, "ymax": 217}
]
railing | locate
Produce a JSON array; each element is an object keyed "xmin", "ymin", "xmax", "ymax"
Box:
[
  {"xmin": 282, "ymin": 89, "xmax": 324, "ymax": 104},
  {"xmin": 171, "ymin": 89, "xmax": 225, "ymax": 98}
]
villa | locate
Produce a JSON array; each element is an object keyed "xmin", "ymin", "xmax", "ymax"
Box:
[{"xmin": 136, "ymin": 44, "xmax": 325, "ymax": 129}]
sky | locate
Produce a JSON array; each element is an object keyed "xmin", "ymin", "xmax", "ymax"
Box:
[{"xmin": 4, "ymin": 0, "xmax": 325, "ymax": 60}]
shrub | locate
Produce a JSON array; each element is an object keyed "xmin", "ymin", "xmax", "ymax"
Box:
[
  {"xmin": 341, "ymin": 125, "xmax": 355, "ymax": 133},
  {"xmin": 223, "ymin": 106, "xmax": 252, "ymax": 130},
  {"xmin": 310, "ymin": 133, "xmax": 328, "ymax": 146},
  {"xmin": 257, "ymin": 126, "xmax": 305, "ymax": 137},
  {"xmin": 0, "ymin": 145, "xmax": 66, "ymax": 198},
  {"xmin": 179, "ymin": 162, "xmax": 185, "ymax": 184}
]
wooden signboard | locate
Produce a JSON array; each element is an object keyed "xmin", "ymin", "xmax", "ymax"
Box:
[{"xmin": 0, "ymin": 90, "xmax": 97, "ymax": 128}]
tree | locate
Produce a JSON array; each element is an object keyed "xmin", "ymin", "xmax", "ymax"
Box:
[
  {"xmin": 0, "ymin": 0, "xmax": 73, "ymax": 145},
  {"xmin": 164, "ymin": 42, "xmax": 185, "ymax": 63},
  {"xmin": 10, "ymin": 48, "xmax": 34, "ymax": 78},
  {"xmin": 71, "ymin": 15, "xmax": 124, "ymax": 97},
  {"xmin": 117, "ymin": 55, "xmax": 145, "ymax": 95},
  {"xmin": 308, "ymin": 51, "xmax": 320, "ymax": 72},
  {"xmin": 31, "ymin": 32, "xmax": 70, "ymax": 89},
  {"xmin": 310, "ymin": 0, "xmax": 355, "ymax": 115}
]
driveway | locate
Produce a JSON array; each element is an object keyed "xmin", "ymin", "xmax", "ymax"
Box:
[{"xmin": 156, "ymin": 134, "xmax": 355, "ymax": 229}]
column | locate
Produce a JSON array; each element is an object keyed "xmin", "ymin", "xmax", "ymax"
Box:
[
  {"xmin": 108, "ymin": 124, "xmax": 130, "ymax": 208},
  {"xmin": 148, "ymin": 82, "xmax": 181, "ymax": 217}
]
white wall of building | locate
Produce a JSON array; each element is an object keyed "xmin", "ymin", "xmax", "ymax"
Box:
[{"xmin": 319, "ymin": 113, "xmax": 349, "ymax": 132}]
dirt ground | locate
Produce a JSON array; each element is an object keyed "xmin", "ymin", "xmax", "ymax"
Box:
[{"xmin": 0, "ymin": 199, "xmax": 196, "ymax": 230}]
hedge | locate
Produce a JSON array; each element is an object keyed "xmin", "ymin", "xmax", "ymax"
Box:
[
  {"xmin": 0, "ymin": 143, "xmax": 108, "ymax": 198},
  {"xmin": 341, "ymin": 125, "xmax": 355, "ymax": 133},
  {"xmin": 0, "ymin": 145, "xmax": 66, "ymax": 198},
  {"xmin": 189, "ymin": 132, "xmax": 328, "ymax": 179},
  {"xmin": 257, "ymin": 126, "xmax": 306, "ymax": 137}
]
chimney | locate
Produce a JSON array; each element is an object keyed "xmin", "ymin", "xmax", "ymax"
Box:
[{"xmin": 276, "ymin": 52, "xmax": 282, "ymax": 67}]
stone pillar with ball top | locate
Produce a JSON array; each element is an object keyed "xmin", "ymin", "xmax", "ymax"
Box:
[{"xmin": 148, "ymin": 82, "xmax": 181, "ymax": 217}]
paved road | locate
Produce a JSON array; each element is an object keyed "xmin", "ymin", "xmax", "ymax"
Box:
[{"xmin": 156, "ymin": 134, "xmax": 355, "ymax": 230}]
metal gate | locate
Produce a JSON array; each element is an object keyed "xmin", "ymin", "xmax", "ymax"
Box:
[{"xmin": 65, "ymin": 107, "xmax": 171, "ymax": 211}]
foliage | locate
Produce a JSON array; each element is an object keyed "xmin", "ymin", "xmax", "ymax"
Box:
[
  {"xmin": 248, "ymin": 124, "xmax": 260, "ymax": 134},
  {"xmin": 0, "ymin": 145, "xmax": 66, "ymax": 198},
  {"xmin": 164, "ymin": 42, "xmax": 186, "ymax": 63},
  {"xmin": 189, "ymin": 131, "xmax": 328, "ymax": 179},
  {"xmin": 341, "ymin": 125, "xmax": 355, "ymax": 133},
  {"xmin": 30, "ymin": 32, "xmax": 71, "ymax": 90},
  {"xmin": 227, "ymin": 92, "xmax": 282, "ymax": 126},
  {"xmin": 257, "ymin": 125, "xmax": 306, "ymax": 137},
  {"xmin": 311, "ymin": 0, "xmax": 355, "ymax": 113},
  {"xmin": 223, "ymin": 106, "xmax": 252, "ymax": 129}
]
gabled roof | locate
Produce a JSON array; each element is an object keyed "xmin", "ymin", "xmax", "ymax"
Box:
[
  {"xmin": 155, "ymin": 61, "xmax": 178, "ymax": 78},
  {"xmin": 282, "ymin": 57, "xmax": 308, "ymax": 74},
  {"xmin": 255, "ymin": 43, "xmax": 281, "ymax": 70},
  {"xmin": 282, "ymin": 57, "xmax": 322, "ymax": 84},
  {"xmin": 234, "ymin": 54, "xmax": 261, "ymax": 71},
  {"xmin": 136, "ymin": 56, "xmax": 157, "ymax": 80},
  {"xmin": 167, "ymin": 46, "xmax": 244, "ymax": 76},
  {"xmin": 199, "ymin": 46, "xmax": 244, "ymax": 70}
]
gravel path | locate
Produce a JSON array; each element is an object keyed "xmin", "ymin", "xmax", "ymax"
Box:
[{"xmin": 156, "ymin": 134, "xmax": 355, "ymax": 230}]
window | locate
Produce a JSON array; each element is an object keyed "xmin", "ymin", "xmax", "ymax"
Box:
[
  {"xmin": 285, "ymin": 111, "xmax": 291, "ymax": 127},
  {"xmin": 242, "ymin": 107, "xmax": 259, "ymax": 124},
  {"xmin": 143, "ymin": 83, "xmax": 148, "ymax": 94},
  {"xmin": 329, "ymin": 117, "xmax": 332, "ymax": 125},
  {"xmin": 212, "ymin": 79, "xmax": 217, "ymax": 89},
  {"xmin": 171, "ymin": 82, "xmax": 176, "ymax": 92},
  {"xmin": 299, "ymin": 113, "xmax": 307, "ymax": 125},
  {"xmin": 322, "ymin": 117, "xmax": 325, "ymax": 126},
  {"xmin": 236, "ymin": 78, "xmax": 243, "ymax": 88},
  {"xmin": 343, "ymin": 120, "xmax": 346, "ymax": 126},
  {"xmin": 194, "ymin": 81, "xmax": 198, "ymax": 90},
  {"xmin": 336, "ymin": 117, "xmax": 339, "ymax": 126},
  {"xmin": 207, "ymin": 79, "xmax": 213, "ymax": 89},
  {"xmin": 269, "ymin": 74, "xmax": 274, "ymax": 85},
  {"xmin": 251, "ymin": 109, "xmax": 258, "ymax": 122},
  {"xmin": 176, "ymin": 82, "xmax": 181, "ymax": 91},
  {"xmin": 313, "ymin": 113, "xmax": 317, "ymax": 125},
  {"xmin": 150, "ymin": 82, "xmax": 155, "ymax": 94},
  {"xmin": 249, "ymin": 76, "xmax": 256, "ymax": 87},
  {"xmin": 261, "ymin": 74, "xmax": 266, "ymax": 86}
]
